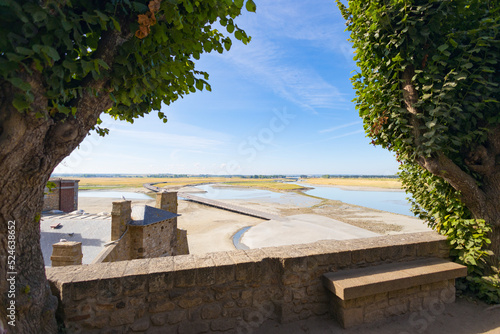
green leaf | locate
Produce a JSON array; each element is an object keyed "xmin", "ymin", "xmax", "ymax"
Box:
[
  {"xmin": 9, "ymin": 77, "xmax": 30, "ymax": 91},
  {"xmin": 234, "ymin": 0, "xmax": 244, "ymax": 9},
  {"xmin": 15, "ymin": 46, "xmax": 34, "ymax": 56},
  {"xmin": 245, "ymin": 0, "xmax": 256, "ymax": 12},
  {"xmin": 42, "ymin": 46, "xmax": 60, "ymax": 61},
  {"xmin": 110, "ymin": 17, "xmax": 121, "ymax": 32},
  {"xmin": 437, "ymin": 44, "xmax": 448, "ymax": 52},
  {"xmin": 97, "ymin": 59, "xmax": 110, "ymax": 70},
  {"xmin": 12, "ymin": 94, "xmax": 31, "ymax": 110}
]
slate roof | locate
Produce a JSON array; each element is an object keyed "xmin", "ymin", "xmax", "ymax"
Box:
[{"xmin": 128, "ymin": 205, "xmax": 178, "ymax": 226}]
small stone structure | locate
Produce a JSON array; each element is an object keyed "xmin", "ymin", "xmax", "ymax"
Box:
[
  {"xmin": 47, "ymin": 231, "xmax": 462, "ymax": 333},
  {"xmin": 43, "ymin": 178, "xmax": 79, "ymax": 212},
  {"xmin": 50, "ymin": 241, "xmax": 82, "ymax": 267},
  {"xmin": 322, "ymin": 257, "xmax": 466, "ymax": 328},
  {"xmin": 92, "ymin": 192, "xmax": 189, "ymax": 263}
]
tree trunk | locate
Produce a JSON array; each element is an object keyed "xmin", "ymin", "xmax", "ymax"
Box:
[
  {"xmin": 0, "ymin": 101, "xmax": 58, "ymax": 332},
  {"xmin": 0, "ymin": 78, "xmax": 111, "ymax": 332},
  {"xmin": 0, "ymin": 169, "xmax": 58, "ymax": 333}
]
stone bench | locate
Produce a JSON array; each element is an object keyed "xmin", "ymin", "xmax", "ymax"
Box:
[{"xmin": 322, "ymin": 257, "xmax": 467, "ymax": 328}]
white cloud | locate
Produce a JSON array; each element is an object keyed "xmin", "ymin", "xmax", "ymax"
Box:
[
  {"xmin": 207, "ymin": 0, "xmax": 352, "ymax": 114},
  {"xmin": 319, "ymin": 121, "xmax": 362, "ymax": 133}
]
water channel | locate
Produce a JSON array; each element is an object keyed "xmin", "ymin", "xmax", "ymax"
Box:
[
  {"xmin": 78, "ymin": 183, "xmax": 414, "ymax": 216},
  {"xmin": 194, "ymin": 183, "xmax": 414, "ymax": 217},
  {"xmin": 79, "ymin": 190, "xmax": 153, "ymax": 200}
]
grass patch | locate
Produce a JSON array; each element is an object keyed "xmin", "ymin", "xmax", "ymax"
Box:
[
  {"xmin": 76, "ymin": 177, "xmax": 303, "ymax": 191},
  {"xmin": 305, "ymin": 177, "xmax": 402, "ymax": 189}
]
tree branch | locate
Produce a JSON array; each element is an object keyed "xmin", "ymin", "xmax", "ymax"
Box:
[
  {"xmin": 419, "ymin": 153, "xmax": 488, "ymax": 218},
  {"xmin": 401, "ymin": 65, "xmax": 422, "ymax": 147}
]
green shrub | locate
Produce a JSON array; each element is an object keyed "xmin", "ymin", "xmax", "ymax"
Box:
[{"xmin": 399, "ymin": 163, "xmax": 499, "ymax": 304}]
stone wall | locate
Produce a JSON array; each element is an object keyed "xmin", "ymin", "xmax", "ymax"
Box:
[
  {"xmin": 43, "ymin": 187, "xmax": 60, "ymax": 212},
  {"xmin": 47, "ymin": 232, "xmax": 450, "ymax": 333},
  {"xmin": 129, "ymin": 218, "xmax": 177, "ymax": 258},
  {"xmin": 91, "ymin": 230, "xmax": 132, "ymax": 264}
]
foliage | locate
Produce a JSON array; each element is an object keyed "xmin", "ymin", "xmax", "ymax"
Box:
[
  {"xmin": 398, "ymin": 163, "xmax": 470, "ymax": 230},
  {"xmin": 445, "ymin": 218, "xmax": 500, "ymax": 304},
  {"xmin": 337, "ymin": 0, "xmax": 499, "ymax": 164},
  {"xmin": 465, "ymin": 267, "xmax": 500, "ymax": 304},
  {"xmin": 45, "ymin": 180, "xmax": 57, "ymax": 194},
  {"xmin": 445, "ymin": 218, "xmax": 492, "ymax": 275},
  {"xmin": 0, "ymin": 0, "xmax": 255, "ymax": 131}
]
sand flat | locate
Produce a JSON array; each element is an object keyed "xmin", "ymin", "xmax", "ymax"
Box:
[{"xmin": 241, "ymin": 214, "xmax": 380, "ymax": 249}]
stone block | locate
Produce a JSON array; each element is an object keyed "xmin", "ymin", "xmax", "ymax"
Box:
[
  {"xmin": 148, "ymin": 299, "xmax": 175, "ymax": 313},
  {"xmin": 340, "ymin": 307, "xmax": 364, "ymax": 328},
  {"xmin": 416, "ymin": 241, "xmax": 440, "ymax": 257},
  {"xmin": 385, "ymin": 303, "xmax": 408, "ymax": 316},
  {"xmin": 148, "ymin": 272, "xmax": 174, "ymax": 293},
  {"xmin": 129, "ymin": 317, "xmax": 150, "ymax": 332},
  {"xmin": 364, "ymin": 308, "xmax": 384, "ymax": 323},
  {"xmin": 178, "ymin": 297, "xmax": 203, "ymax": 309},
  {"xmin": 283, "ymin": 256, "xmax": 309, "ymax": 274},
  {"xmin": 121, "ymin": 275, "xmax": 146, "ymax": 296},
  {"xmin": 123, "ymin": 259, "xmax": 150, "ymax": 277},
  {"xmin": 213, "ymin": 265, "xmax": 235, "ymax": 284},
  {"xmin": 201, "ymin": 304, "xmax": 222, "ymax": 319},
  {"xmin": 167, "ymin": 310, "xmax": 187, "ymax": 324},
  {"xmin": 148, "ymin": 256, "xmax": 174, "ymax": 275},
  {"xmin": 109, "ymin": 309, "xmax": 135, "ymax": 327},
  {"xmin": 196, "ymin": 265, "xmax": 216, "ymax": 287},
  {"xmin": 71, "ymin": 280, "xmax": 99, "ymax": 301},
  {"xmin": 350, "ymin": 249, "xmax": 366, "ymax": 265},
  {"xmin": 150, "ymin": 313, "xmax": 166, "ymax": 326},
  {"xmin": 282, "ymin": 273, "xmax": 301, "ymax": 286},
  {"xmin": 173, "ymin": 269, "xmax": 196, "ymax": 288},
  {"xmin": 211, "ymin": 318, "xmax": 239, "ymax": 332}
]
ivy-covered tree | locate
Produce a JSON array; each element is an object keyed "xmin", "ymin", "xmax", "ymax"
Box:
[
  {"xmin": 337, "ymin": 0, "xmax": 499, "ymax": 263},
  {"xmin": 0, "ymin": 0, "xmax": 254, "ymax": 332}
]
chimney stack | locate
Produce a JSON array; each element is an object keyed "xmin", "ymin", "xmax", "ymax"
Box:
[{"xmin": 111, "ymin": 200, "xmax": 131, "ymax": 240}]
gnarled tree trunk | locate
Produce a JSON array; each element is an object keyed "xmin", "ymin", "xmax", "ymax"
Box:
[{"xmin": 0, "ymin": 28, "xmax": 124, "ymax": 333}]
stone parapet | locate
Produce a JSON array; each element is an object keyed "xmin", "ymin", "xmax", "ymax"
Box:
[{"xmin": 47, "ymin": 232, "xmax": 450, "ymax": 333}]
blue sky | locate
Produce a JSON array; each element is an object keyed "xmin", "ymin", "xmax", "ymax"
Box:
[{"xmin": 54, "ymin": 0, "xmax": 399, "ymax": 176}]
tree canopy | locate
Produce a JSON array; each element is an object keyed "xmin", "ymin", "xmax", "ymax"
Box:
[{"xmin": 0, "ymin": 0, "xmax": 254, "ymax": 129}]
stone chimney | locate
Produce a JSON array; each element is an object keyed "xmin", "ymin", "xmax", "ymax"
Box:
[
  {"xmin": 155, "ymin": 192, "xmax": 177, "ymax": 214},
  {"xmin": 111, "ymin": 200, "xmax": 131, "ymax": 240},
  {"xmin": 51, "ymin": 241, "xmax": 82, "ymax": 266}
]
